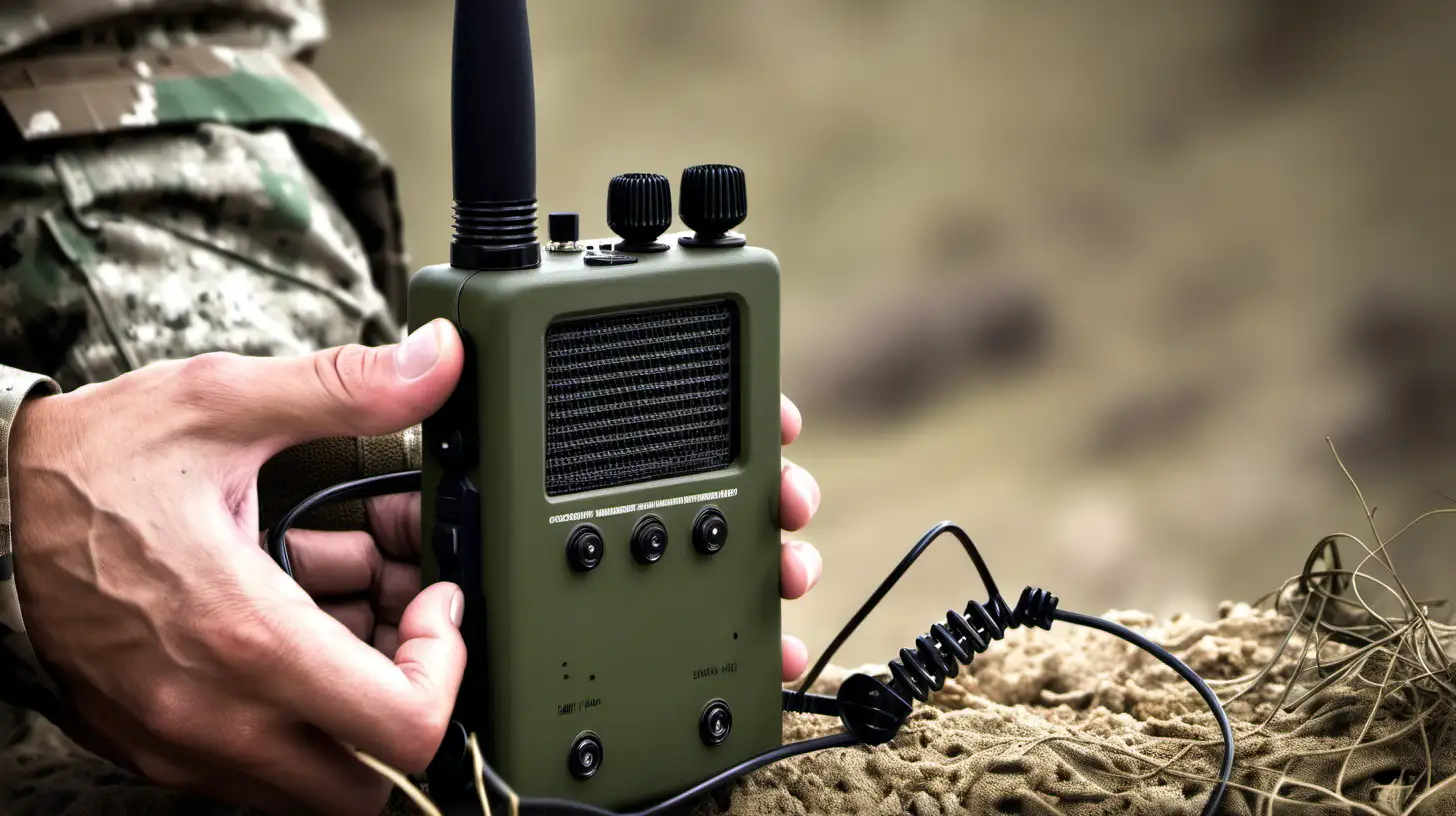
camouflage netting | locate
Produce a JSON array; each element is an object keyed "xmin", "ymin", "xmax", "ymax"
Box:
[{"xmin": 3, "ymin": 519, "xmax": 1454, "ymax": 816}]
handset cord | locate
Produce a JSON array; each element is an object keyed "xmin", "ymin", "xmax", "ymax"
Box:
[{"xmin": 267, "ymin": 474, "xmax": 1232, "ymax": 816}]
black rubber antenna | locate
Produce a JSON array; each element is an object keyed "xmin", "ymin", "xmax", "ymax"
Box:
[{"xmin": 450, "ymin": 0, "xmax": 541, "ymax": 271}]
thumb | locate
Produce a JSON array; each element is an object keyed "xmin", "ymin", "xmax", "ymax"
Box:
[{"xmin": 226, "ymin": 319, "xmax": 464, "ymax": 458}]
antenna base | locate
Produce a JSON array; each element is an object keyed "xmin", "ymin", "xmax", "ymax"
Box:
[{"xmin": 451, "ymin": 199, "xmax": 542, "ymax": 271}]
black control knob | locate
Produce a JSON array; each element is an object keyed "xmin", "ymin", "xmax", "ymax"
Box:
[
  {"xmin": 568, "ymin": 733, "xmax": 603, "ymax": 780},
  {"xmin": 566, "ymin": 525, "xmax": 604, "ymax": 572},
  {"xmin": 607, "ymin": 173, "xmax": 672, "ymax": 253},
  {"xmin": 631, "ymin": 516, "xmax": 668, "ymax": 564},
  {"xmin": 693, "ymin": 508, "xmax": 729, "ymax": 555},
  {"xmin": 548, "ymin": 212, "xmax": 582, "ymax": 249},
  {"xmin": 700, "ymin": 700, "xmax": 733, "ymax": 746},
  {"xmin": 679, "ymin": 165, "xmax": 747, "ymax": 248}
]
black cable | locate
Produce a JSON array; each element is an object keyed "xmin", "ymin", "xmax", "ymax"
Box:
[
  {"xmin": 794, "ymin": 521, "xmax": 1233, "ymax": 816},
  {"xmin": 264, "ymin": 470, "xmax": 422, "ymax": 577},
  {"xmin": 1054, "ymin": 610, "xmax": 1233, "ymax": 815},
  {"xmin": 797, "ymin": 521, "xmax": 1001, "ymax": 695}
]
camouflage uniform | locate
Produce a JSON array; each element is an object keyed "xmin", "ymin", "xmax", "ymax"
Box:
[{"xmin": 0, "ymin": 0, "xmax": 411, "ymax": 745}]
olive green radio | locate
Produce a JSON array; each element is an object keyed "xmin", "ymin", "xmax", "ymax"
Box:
[
  {"xmin": 404, "ymin": 0, "xmax": 783, "ymax": 807},
  {"xmin": 265, "ymin": 2, "xmax": 1236, "ymax": 813}
]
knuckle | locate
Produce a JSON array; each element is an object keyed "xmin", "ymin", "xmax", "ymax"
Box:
[
  {"xmin": 171, "ymin": 352, "xmax": 246, "ymax": 411},
  {"xmin": 313, "ymin": 343, "xmax": 376, "ymax": 409},
  {"xmin": 137, "ymin": 681, "xmax": 204, "ymax": 748},
  {"xmin": 194, "ymin": 599, "xmax": 287, "ymax": 676}
]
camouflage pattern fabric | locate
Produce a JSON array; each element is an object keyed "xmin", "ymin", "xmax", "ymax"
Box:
[
  {"xmin": 0, "ymin": 6, "xmax": 410, "ymax": 717},
  {"xmin": 0, "ymin": 6, "xmax": 426, "ymax": 811},
  {"xmin": 0, "ymin": 0, "xmax": 326, "ymax": 61}
]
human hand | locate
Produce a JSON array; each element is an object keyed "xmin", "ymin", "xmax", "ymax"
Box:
[
  {"xmin": 282, "ymin": 393, "xmax": 826, "ymax": 685},
  {"xmin": 10, "ymin": 319, "xmax": 468, "ymax": 815}
]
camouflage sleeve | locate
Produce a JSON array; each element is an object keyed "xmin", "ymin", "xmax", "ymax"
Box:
[
  {"xmin": 0, "ymin": 122, "xmax": 402, "ymax": 715},
  {"xmin": 0, "ymin": 365, "xmax": 62, "ymax": 716}
]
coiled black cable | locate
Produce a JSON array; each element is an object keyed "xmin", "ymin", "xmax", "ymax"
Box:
[{"xmin": 889, "ymin": 585, "xmax": 1058, "ymax": 703}]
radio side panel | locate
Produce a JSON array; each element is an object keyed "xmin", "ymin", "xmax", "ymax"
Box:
[{"xmin": 412, "ymin": 246, "xmax": 782, "ymax": 807}]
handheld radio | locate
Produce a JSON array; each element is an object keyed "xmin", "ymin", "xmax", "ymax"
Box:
[
  {"xmin": 409, "ymin": 0, "xmax": 781, "ymax": 807},
  {"xmin": 268, "ymin": 2, "xmax": 1235, "ymax": 813}
]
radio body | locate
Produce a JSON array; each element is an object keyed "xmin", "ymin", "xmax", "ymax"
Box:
[{"xmin": 411, "ymin": 236, "xmax": 783, "ymax": 806}]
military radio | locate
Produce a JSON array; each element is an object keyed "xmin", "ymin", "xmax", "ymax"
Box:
[
  {"xmin": 408, "ymin": 0, "xmax": 782, "ymax": 806},
  {"xmin": 268, "ymin": 2, "xmax": 1235, "ymax": 813}
]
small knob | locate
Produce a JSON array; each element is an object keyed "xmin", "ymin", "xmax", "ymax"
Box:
[
  {"xmin": 566, "ymin": 525, "xmax": 604, "ymax": 572},
  {"xmin": 567, "ymin": 733, "xmax": 603, "ymax": 781},
  {"xmin": 699, "ymin": 700, "xmax": 733, "ymax": 746},
  {"xmin": 679, "ymin": 165, "xmax": 747, "ymax": 248},
  {"xmin": 548, "ymin": 212, "xmax": 582, "ymax": 251},
  {"xmin": 631, "ymin": 516, "xmax": 669, "ymax": 565},
  {"xmin": 607, "ymin": 173, "xmax": 672, "ymax": 253},
  {"xmin": 693, "ymin": 508, "xmax": 728, "ymax": 555}
]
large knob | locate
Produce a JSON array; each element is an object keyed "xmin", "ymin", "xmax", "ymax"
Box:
[
  {"xmin": 607, "ymin": 173, "xmax": 672, "ymax": 253},
  {"xmin": 679, "ymin": 165, "xmax": 747, "ymax": 248}
]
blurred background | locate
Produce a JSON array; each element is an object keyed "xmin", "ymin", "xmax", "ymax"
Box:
[{"xmin": 313, "ymin": 1, "xmax": 1456, "ymax": 667}]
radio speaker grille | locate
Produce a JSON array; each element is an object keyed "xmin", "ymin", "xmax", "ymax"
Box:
[{"xmin": 545, "ymin": 302, "xmax": 738, "ymax": 496}]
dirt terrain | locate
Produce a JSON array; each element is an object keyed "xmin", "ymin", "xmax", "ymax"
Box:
[{"xmin": 314, "ymin": 0, "xmax": 1456, "ymax": 667}]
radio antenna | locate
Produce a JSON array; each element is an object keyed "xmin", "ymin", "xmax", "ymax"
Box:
[{"xmin": 450, "ymin": 0, "xmax": 541, "ymax": 271}]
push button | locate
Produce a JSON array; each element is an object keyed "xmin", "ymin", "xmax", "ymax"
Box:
[
  {"xmin": 566, "ymin": 525, "xmax": 604, "ymax": 572},
  {"xmin": 433, "ymin": 524, "xmax": 461, "ymax": 583},
  {"xmin": 693, "ymin": 508, "xmax": 728, "ymax": 555},
  {"xmin": 631, "ymin": 516, "xmax": 668, "ymax": 565},
  {"xmin": 699, "ymin": 700, "xmax": 732, "ymax": 746},
  {"xmin": 568, "ymin": 733, "xmax": 603, "ymax": 780}
]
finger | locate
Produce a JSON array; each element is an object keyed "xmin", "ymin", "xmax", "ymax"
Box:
[
  {"xmin": 779, "ymin": 461, "xmax": 820, "ymax": 532},
  {"xmin": 258, "ymin": 574, "xmax": 465, "ymax": 774},
  {"xmin": 780, "ymin": 540, "xmax": 823, "ymax": 600},
  {"xmin": 285, "ymin": 530, "xmax": 383, "ymax": 598},
  {"xmin": 366, "ymin": 491, "xmax": 423, "ymax": 560},
  {"xmin": 373, "ymin": 561, "xmax": 422, "ymax": 626},
  {"xmin": 782, "ymin": 635, "xmax": 809, "ymax": 683},
  {"xmin": 781, "ymin": 394, "xmax": 803, "ymax": 446},
  {"xmin": 218, "ymin": 319, "xmax": 464, "ymax": 461},
  {"xmin": 320, "ymin": 601, "xmax": 376, "ymax": 643}
]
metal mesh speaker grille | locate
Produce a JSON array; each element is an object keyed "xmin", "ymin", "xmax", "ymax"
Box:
[{"xmin": 545, "ymin": 302, "xmax": 737, "ymax": 496}]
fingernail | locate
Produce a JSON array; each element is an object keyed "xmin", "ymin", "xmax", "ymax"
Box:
[
  {"xmin": 396, "ymin": 320, "xmax": 442, "ymax": 381},
  {"xmin": 789, "ymin": 540, "xmax": 823, "ymax": 587},
  {"xmin": 448, "ymin": 588, "xmax": 464, "ymax": 628},
  {"xmin": 789, "ymin": 465, "xmax": 821, "ymax": 516}
]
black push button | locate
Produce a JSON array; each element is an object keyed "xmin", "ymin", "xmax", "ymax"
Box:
[
  {"xmin": 566, "ymin": 525, "xmax": 604, "ymax": 572},
  {"xmin": 568, "ymin": 733, "xmax": 603, "ymax": 780},
  {"xmin": 631, "ymin": 516, "xmax": 668, "ymax": 564},
  {"xmin": 693, "ymin": 508, "xmax": 729, "ymax": 554},
  {"xmin": 700, "ymin": 700, "xmax": 732, "ymax": 746},
  {"xmin": 433, "ymin": 524, "xmax": 461, "ymax": 583}
]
